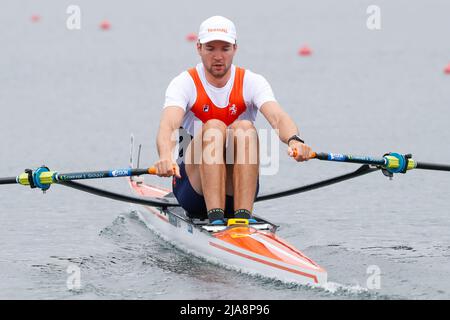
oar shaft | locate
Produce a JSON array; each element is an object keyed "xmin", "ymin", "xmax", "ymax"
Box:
[
  {"xmin": 0, "ymin": 177, "xmax": 18, "ymax": 185},
  {"xmin": 313, "ymin": 152, "xmax": 387, "ymax": 166},
  {"xmin": 313, "ymin": 152, "xmax": 450, "ymax": 173},
  {"xmin": 416, "ymin": 162, "xmax": 450, "ymax": 171},
  {"xmin": 55, "ymin": 168, "xmax": 151, "ymax": 182},
  {"xmin": 1, "ymin": 167, "xmax": 160, "ymax": 190}
]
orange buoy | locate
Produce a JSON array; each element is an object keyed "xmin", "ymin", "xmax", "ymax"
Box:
[
  {"xmin": 186, "ymin": 32, "xmax": 197, "ymax": 42},
  {"xmin": 444, "ymin": 63, "xmax": 450, "ymax": 75},
  {"xmin": 31, "ymin": 15, "xmax": 41, "ymax": 23},
  {"xmin": 298, "ymin": 45, "xmax": 312, "ymax": 56},
  {"xmin": 100, "ymin": 20, "xmax": 111, "ymax": 30}
]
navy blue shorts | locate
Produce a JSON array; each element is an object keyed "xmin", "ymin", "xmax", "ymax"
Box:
[{"xmin": 172, "ymin": 161, "xmax": 259, "ymax": 219}]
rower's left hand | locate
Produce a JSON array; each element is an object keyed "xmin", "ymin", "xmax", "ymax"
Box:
[{"xmin": 287, "ymin": 141, "xmax": 314, "ymax": 162}]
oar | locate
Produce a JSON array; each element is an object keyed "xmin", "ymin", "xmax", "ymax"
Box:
[
  {"xmin": 0, "ymin": 166, "xmax": 162, "ymax": 191},
  {"xmin": 0, "ymin": 162, "xmax": 381, "ymax": 206},
  {"xmin": 303, "ymin": 151, "xmax": 450, "ymax": 177}
]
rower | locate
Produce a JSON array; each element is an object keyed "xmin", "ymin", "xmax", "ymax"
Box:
[{"xmin": 153, "ymin": 16, "xmax": 313, "ymax": 225}]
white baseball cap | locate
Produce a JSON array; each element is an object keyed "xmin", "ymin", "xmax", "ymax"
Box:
[{"xmin": 198, "ymin": 16, "xmax": 237, "ymax": 44}]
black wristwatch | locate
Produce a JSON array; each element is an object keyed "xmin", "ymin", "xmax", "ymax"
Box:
[{"xmin": 287, "ymin": 134, "xmax": 304, "ymax": 145}]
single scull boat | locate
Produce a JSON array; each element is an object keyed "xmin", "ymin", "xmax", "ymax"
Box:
[{"xmin": 128, "ymin": 175, "xmax": 327, "ymax": 285}]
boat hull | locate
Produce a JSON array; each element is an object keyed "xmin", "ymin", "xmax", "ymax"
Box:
[{"xmin": 129, "ymin": 180, "xmax": 327, "ymax": 285}]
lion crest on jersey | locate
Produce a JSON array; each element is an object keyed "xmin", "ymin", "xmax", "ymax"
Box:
[{"xmin": 229, "ymin": 104, "xmax": 237, "ymax": 116}]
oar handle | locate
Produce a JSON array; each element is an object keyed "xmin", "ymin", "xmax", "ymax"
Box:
[
  {"xmin": 147, "ymin": 166, "xmax": 178, "ymax": 175},
  {"xmin": 290, "ymin": 148, "xmax": 317, "ymax": 160}
]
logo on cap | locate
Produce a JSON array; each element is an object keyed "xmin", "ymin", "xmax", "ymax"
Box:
[{"xmin": 208, "ymin": 28, "xmax": 228, "ymax": 33}]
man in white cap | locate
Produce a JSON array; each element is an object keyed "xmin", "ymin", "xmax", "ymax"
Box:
[{"xmin": 154, "ymin": 16, "xmax": 312, "ymax": 225}]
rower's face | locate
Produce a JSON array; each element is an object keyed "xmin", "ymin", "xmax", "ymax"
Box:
[{"xmin": 197, "ymin": 40, "xmax": 237, "ymax": 79}]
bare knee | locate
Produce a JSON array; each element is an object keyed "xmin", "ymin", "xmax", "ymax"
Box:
[
  {"xmin": 230, "ymin": 120, "xmax": 256, "ymax": 132},
  {"xmin": 203, "ymin": 119, "xmax": 227, "ymax": 133},
  {"xmin": 230, "ymin": 120, "xmax": 258, "ymax": 143},
  {"xmin": 202, "ymin": 120, "xmax": 227, "ymax": 164},
  {"xmin": 202, "ymin": 120, "xmax": 227, "ymax": 146},
  {"xmin": 229, "ymin": 121, "xmax": 259, "ymax": 165}
]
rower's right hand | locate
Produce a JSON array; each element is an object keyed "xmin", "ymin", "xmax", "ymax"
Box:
[{"xmin": 153, "ymin": 159, "xmax": 181, "ymax": 178}]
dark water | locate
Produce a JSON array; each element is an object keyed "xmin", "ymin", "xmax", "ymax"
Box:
[{"xmin": 1, "ymin": 0, "xmax": 449, "ymax": 299}]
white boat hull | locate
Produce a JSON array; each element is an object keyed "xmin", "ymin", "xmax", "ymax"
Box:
[{"xmin": 129, "ymin": 180, "xmax": 327, "ymax": 286}]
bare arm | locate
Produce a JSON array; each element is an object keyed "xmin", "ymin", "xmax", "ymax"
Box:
[
  {"xmin": 260, "ymin": 101, "xmax": 312, "ymax": 161},
  {"xmin": 155, "ymin": 106, "xmax": 185, "ymax": 176},
  {"xmin": 260, "ymin": 101, "xmax": 299, "ymax": 144}
]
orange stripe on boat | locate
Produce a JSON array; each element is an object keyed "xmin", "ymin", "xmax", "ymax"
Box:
[
  {"xmin": 146, "ymin": 206, "xmax": 169, "ymax": 223},
  {"xmin": 252, "ymin": 232, "xmax": 321, "ymax": 270},
  {"xmin": 213, "ymin": 227, "xmax": 320, "ymax": 270},
  {"xmin": 209, "ymin": 241, "xmax": 318, "ymax": 283}
]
